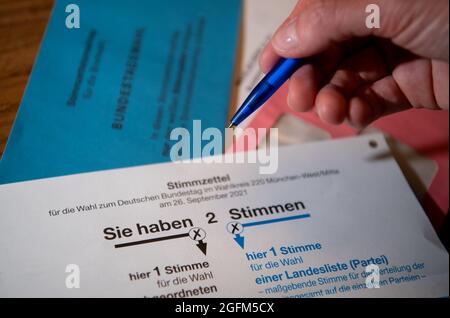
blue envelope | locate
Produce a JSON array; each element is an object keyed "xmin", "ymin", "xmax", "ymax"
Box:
[{"xmin": 0, "ymin": 0, "xmax": 240, "ymax": 184}]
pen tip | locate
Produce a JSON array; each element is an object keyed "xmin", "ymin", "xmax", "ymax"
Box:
[{"xmin": 227, "ymin": 123, "xmax": 235, "ymax": 129}]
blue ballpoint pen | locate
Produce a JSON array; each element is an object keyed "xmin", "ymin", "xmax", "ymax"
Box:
[{"xmin": 228, "ymin": 57, "xmax": 305, "ymax": 128}]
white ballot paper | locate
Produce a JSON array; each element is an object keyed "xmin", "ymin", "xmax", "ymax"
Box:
[{"xmin": 0, "ymin": 134, "xmax": 448, "ymax": 297}]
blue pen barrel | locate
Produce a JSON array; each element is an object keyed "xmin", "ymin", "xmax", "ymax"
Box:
[
  {"xmin": 238, "ymin": 81, "xmax": 277, "ymax": 118},
  {"xmin": 266, "ymin": 58, "xmax": 304, "ymax": 87},
  {"xmin": 230, "ymin": 58, "xmax": 305, "ymax": 126}
]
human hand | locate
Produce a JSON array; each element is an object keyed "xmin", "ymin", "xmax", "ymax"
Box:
[{"xmin": 260, "ymin": 0, "xmax": 449, "ymax": 127}]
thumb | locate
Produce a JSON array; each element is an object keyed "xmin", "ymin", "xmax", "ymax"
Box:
[{"xmin": 271, "ymin": 0, "xmax": 449, "ymax": 61}]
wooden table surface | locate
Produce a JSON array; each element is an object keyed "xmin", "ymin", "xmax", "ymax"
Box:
[{"xmin": 0, "ymin": 0, "xmax": 53, "ymax": 157}]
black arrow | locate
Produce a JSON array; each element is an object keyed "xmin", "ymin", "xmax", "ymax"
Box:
[
  {"xmin": 114, "ymin": 233, "xmax": 189, "ymax": 248},
  {"xmin": 196, "ymin": 240, "xmax": 207, "ymax": 255}
]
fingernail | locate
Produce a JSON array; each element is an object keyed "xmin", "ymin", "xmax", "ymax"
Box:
[{"xmin": 273, "ymin": 18, "xmax": 299, "ymax": 52}]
